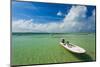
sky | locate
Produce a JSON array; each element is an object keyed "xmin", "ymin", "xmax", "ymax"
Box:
[{"xmin": 12, "ymin": 1, "xmax": 96, "ymax": 33}]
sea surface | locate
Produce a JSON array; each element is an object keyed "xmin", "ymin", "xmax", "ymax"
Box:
[{"xmin": 12, "ymin": 33, "xmax": 96, "ymax": 65}]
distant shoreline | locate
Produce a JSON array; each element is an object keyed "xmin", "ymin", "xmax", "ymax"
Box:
[{"xmin": 12, "ymin": 32, "xmax": 95, "ymax": 35}]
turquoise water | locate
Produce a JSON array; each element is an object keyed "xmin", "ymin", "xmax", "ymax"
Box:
[{"xmin": 12, "ymin": 33, "xmax": 96, "ymax": 65}]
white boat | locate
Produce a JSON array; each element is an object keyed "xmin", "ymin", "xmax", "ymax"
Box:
[{"xmin": 60, "ymin": 42, "xmax": 86, "ymax": 54}]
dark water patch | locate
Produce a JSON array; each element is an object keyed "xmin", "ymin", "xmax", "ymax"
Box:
[{"xmin": 70, "ymin": 52, "xmax": 94, "ymax": 62}]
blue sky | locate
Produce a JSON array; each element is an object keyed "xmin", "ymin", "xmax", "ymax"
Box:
[
  {"xmin": 12, "ymin": 1, "xmax": 96, "ymax": 33},
  {"xmin": 12, "ymin": 1, "xmax": 71, "ymax": 23}
]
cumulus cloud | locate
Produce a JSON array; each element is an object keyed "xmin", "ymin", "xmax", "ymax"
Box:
[
  {"xmin": 57, "ymin": 11, "xmax": 63, "ymax": 16},
  {"xmin": 12, "ymin": 5, "xmax": 95, "ymax": 33},
  {"xmin": 12, "ymin": 19, "xmax": 62, "ymax": 33}
]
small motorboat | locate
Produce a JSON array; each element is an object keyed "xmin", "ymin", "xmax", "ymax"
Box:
[{"xmin": 60, "ymin": 42, "xmax": 86, "ymax": 54}]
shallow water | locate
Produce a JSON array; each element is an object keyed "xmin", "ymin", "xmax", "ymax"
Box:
[{"xmin": 12, "ymin": 33, "xmax": 96, "ymax": 65}]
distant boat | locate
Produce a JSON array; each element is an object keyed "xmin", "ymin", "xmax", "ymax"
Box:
[{"xmin": 60, "ymin": 42, "xmax": 86, "ymax": 54}]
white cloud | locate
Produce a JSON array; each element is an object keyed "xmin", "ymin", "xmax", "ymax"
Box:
[
  {"xmin": 60, "ymin": 6, "xmax": 87, "ymax": 32},
  {"xmin": 12, "ymin": 5, "xmax": 95, "ymax": 33},
  {"xmin": 57, "ymin": 11, "xmax": 63, "ymax": 16},
  {"xmin": 12, "ymin": 19, "xmax": 62, "ymax": 33}
]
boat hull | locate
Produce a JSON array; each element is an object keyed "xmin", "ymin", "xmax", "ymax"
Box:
[{"xmin": 60, "ymin": 42, "xmax": 86, "ymax": 54}]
